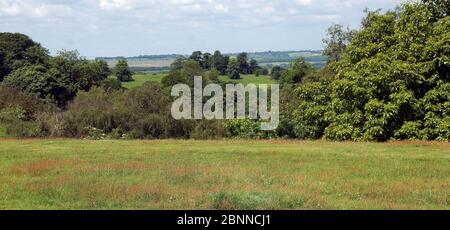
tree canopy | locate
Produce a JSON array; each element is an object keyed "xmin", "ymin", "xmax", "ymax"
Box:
[
  {"xmin": 0, "ymin": 33, "xmax": 49, "ymax": 81},
  {"xmin": 287, "ymin": 0, "xmax": 450, "ymax": 141},
  {"xmin": 114, "ymin": 59, "xmax": 133, "ymax": 82}
]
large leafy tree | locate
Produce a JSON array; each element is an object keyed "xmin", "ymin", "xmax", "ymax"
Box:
[
  {"xmin": 282, "ymin": 57, "xmax": 313, "ymax": 84},
  {"xmin": 2, "ymin": 48, "xmax": 110, "ymax": 106},
  {"xmin": 114, "ymin": 59, "xmax": 133, "ymax": 82},
  {"xmin": 52, "ymin": 50, "xmax": 110, "ymax": 91},
  {"xmin": 162, "ymin": 60, "xmax": 204, "ymax": 88},
  {"xmin": 2, "ymin": 65, "xmax": 72, "ymax": 106},
  {"xmin": 423, "ymin": 0, "xmax": 450, "ymax": 22},
  {"xmin": 236, "ymin": 52, "xmax": 249, "ymax": 74},
  {"xmin": 202, "ymin": 52, "xmax": 212, "ymax": 69},
  {"xmin": 227, "ymin": 58, "xmax": 240, "ymax": 80},
  {"xmin": 189, "ymin": 51, "xmax": 203, "ymax": 64},
  {"xmin": 323, "ymin": 2, "xmax": 450, "ymax": 141},
  {"xmin": 249, "ymin": 59, "xmax": 259, "ymax": 74},
  {"xmin": 212, "ymin": 50, "xmax": 229, "ymax": 75},
  {"xmin": 286, "ymin": 1, "xmax": 449, "ymax": 141},
  {"xmin": 0, "ymin": 33, "xmax": 49, "ymax": 81}
]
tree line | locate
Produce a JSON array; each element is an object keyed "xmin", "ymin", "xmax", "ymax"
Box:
[
  {"xmin": 171, "ymin": 51, "xmax": 269, "ymax": 79},
  {"xmin": 0, "ymin": 0, "xmax": 448, "ymax": 141}
]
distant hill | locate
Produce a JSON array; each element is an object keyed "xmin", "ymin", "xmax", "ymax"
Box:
[{"xmin": 97, "ymin": 50, "xmax": 327, "ymax": 72}]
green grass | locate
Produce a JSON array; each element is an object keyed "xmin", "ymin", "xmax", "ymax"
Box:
[
  {"xmin": 109, "ymin": 73, "xmax": 166, "ymax": 89},
  {"xmin": 219, "ymin": 74, "xmax": 277, "ymax": 85},
  {"xmin": 0, "ymin": 139, "xmax": 448, "ymax": 210},
  {"xmin": 111, "ymin": 73, "xmax": 277, "ymax": 89}
]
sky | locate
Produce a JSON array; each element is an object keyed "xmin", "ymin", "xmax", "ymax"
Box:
[{"xmin": 0, "ymin": 0, "xmax": 409, "ymax": 58}]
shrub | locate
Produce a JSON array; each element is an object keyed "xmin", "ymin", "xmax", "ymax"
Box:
[
  {"xmin": 324, "ymin": 123, "xmax": 361, "ymax": 141},
  {"xmin": 0, "ymin": 86, "xmax": 43, "ymax": 119},
  {"xmin": 0, "ymin": 106, "xmax": 42, "ymax": 137},
  {"xmin": 394, "ymin": 121, "xmax": 425, "ymax": 140},
  {"xmin": 224, "ymin": 119, "xmax": 259, "ymax": 139},
  {"xmin": 83, "ymin": 126, "xmax": 106, "ymax": 140},
  {"xmin": 128, "ymin": 114, "xmax": 168, "ymax": 139},
  {"xmin": 101, "ymin": 78, "xmax": 124, "ymax": 92},
  {"xmin": 190, "ymin": 120, "xmax": 224, "ymax": 140},
  {"xmin": 0, "ymin": 106, "xmax": 26, "ymax": 121},
  {"xmin": 61, "ymin": 87, "xmax": 116, "ymax": 137}
]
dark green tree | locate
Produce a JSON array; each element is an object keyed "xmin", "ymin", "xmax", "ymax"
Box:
[
  {"xmin": 282, "ymin": 57, "xmax": 313, "ymax": 84},
  {"xmin": 212, "ymin": 50, "xmax": 229, "ymax": 74},
  {"xmin": 202, "ymin": 52, "xmax": 212, "ymax": 69},
  {"xmin": 162, "ymin": 60, "xmax": 204, "ymax": 88},
  {"xmin": 422, "ymin": 0, "xmax": 449, "ymax": 22},
  {"xmin": 229, "ymin": 69, "xmax": 241, "ymax": 80},
  {"xmin": 0, "ymin": 52, "xmax": 6, "ymax": 80},
  {"xmin": 270, "ymin": 66, "xmax": 285, "ymax": 80},
  {"xmin": 227, "ymin": 58, "xmax": 240, "ymax": 79},
  {"xmin": 236, "ymin": 52, "xmax": 249, "ymax": 74},
  {"xmin": 249, "ymin": 59, "xmax": 259, "ymax": 74},
  {"xmin": 321, "ymin": 2, "xmax": 450, "ymax": 141},
  {"xmin": 114, "ymin": 59, "xmax": 133, "ymax": 82},
  {"xmin": 190, "ymin": 51, "xmax": 203, "ymax": 63},
  {"xmin": 0, "ymin": 33, "xmax": 49, "ymax": 81},
  {"xmin": 2, "ymin": 65, "xmax": 71, "ymax": 106},
  {"xmin": 51, "ymin": 50, "xmax": 109, "ymax": 91}
]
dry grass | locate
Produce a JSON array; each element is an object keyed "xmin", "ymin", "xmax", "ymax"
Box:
[{"xmin": 0, "ymin": 139, "xmax": 448, "ymax": 210}]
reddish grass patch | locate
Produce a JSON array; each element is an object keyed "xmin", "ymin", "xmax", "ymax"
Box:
[{"xmin": 11, "ymin": 159, "xmax": 85, "ymax": 176}]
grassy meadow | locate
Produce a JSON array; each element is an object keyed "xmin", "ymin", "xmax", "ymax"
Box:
[
  {"xmin": 110, "ymin": 73, "xmax": 277, "ymax": 89},
  {"xmin": 110, "ymin": 73, "xmax": 167, "ymax": 89},
  {"xmin": 0, "ymin": 139, "xmax": 448, "ymax": 210},
  {"xmin": 218, "ymin": 74, "xmax": 277, "ymax": 85}
]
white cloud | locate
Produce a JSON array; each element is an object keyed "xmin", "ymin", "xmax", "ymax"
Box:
[
  {"xmin": 295, "ymin": 0, "xmax": 312, "ymax": 6},
  {"xmin": 0, "ymin": 0, "xmax": 71, "ymax": 18},
  {"xmin": 98, "ymin": 0, "xmax": 139, "ymax": 11},
  {"xmin": 0, "ymin": 0, "xmax": 410, "ymax": 56}
]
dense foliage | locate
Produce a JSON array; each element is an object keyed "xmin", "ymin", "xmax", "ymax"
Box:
[
  {"xmin": 285, "ymin": 1, "xmax": 450, "ymax": 141},
  {"xmin": 0, "ymin": 1, "xmax": 448, "ymax": 141},
  {"xmin": 0, "ymin": 41, "xmax": 109, "ymax": 106},
  {"xmin": 114, "ymin": 59, "xmax": 133, "ymax": 82},
  {"xmin": 0, "ymin": 33, "xmax": 49, "ymax": 82}
]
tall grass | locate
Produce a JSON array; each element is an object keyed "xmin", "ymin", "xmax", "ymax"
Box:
[{"xmin": 0, "ymin": 139, "xmax": 448, "ymax": 210}]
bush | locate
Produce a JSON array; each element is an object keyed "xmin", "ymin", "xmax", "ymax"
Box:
[
  {"xmin": 3, "ymin": 120, "xmax": 41, "ymax": 137},
  {"xmin": 0, "ymin": 86, "xmax": 44, "ymax": 119},
  {"xmin": 83, "ymin": 126, "xmax": 106, "ymax": 140},
  {"xmin": 128, "ymin": 114, "xmax": 168, "ymax": 139},
  {"xmin": 0, "ymin": 106, "xmax": 26, "ymax": 121},
  {"xmin": 190, "ymin": 120, "xmax": 224, "ymax": 140},
  {"xmin": 101, "ymin": 78, "xmax": 124, "ymax": 92},
  {"xmin": 0, "ymin": 106, "xmax": 42, "ymax": 137},
  {"xmin": 108, "ymin": 128, "xmax": 127, "ymax": 139},
  {"xmin": 59, "ymin": 82, "xmax": 193, "ymax": 139},
  {"xmin": 224, "ymin": 119, "xmax": 259, "ymax": 139},
  {"xmin": 394, "ymin": 121, "xmax": 425, "ymax": 140}
]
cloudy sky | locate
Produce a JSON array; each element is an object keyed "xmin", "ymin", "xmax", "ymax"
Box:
[{"xmin": 0, "ymin": 0, "xmax": 408, "ymax": 57}]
